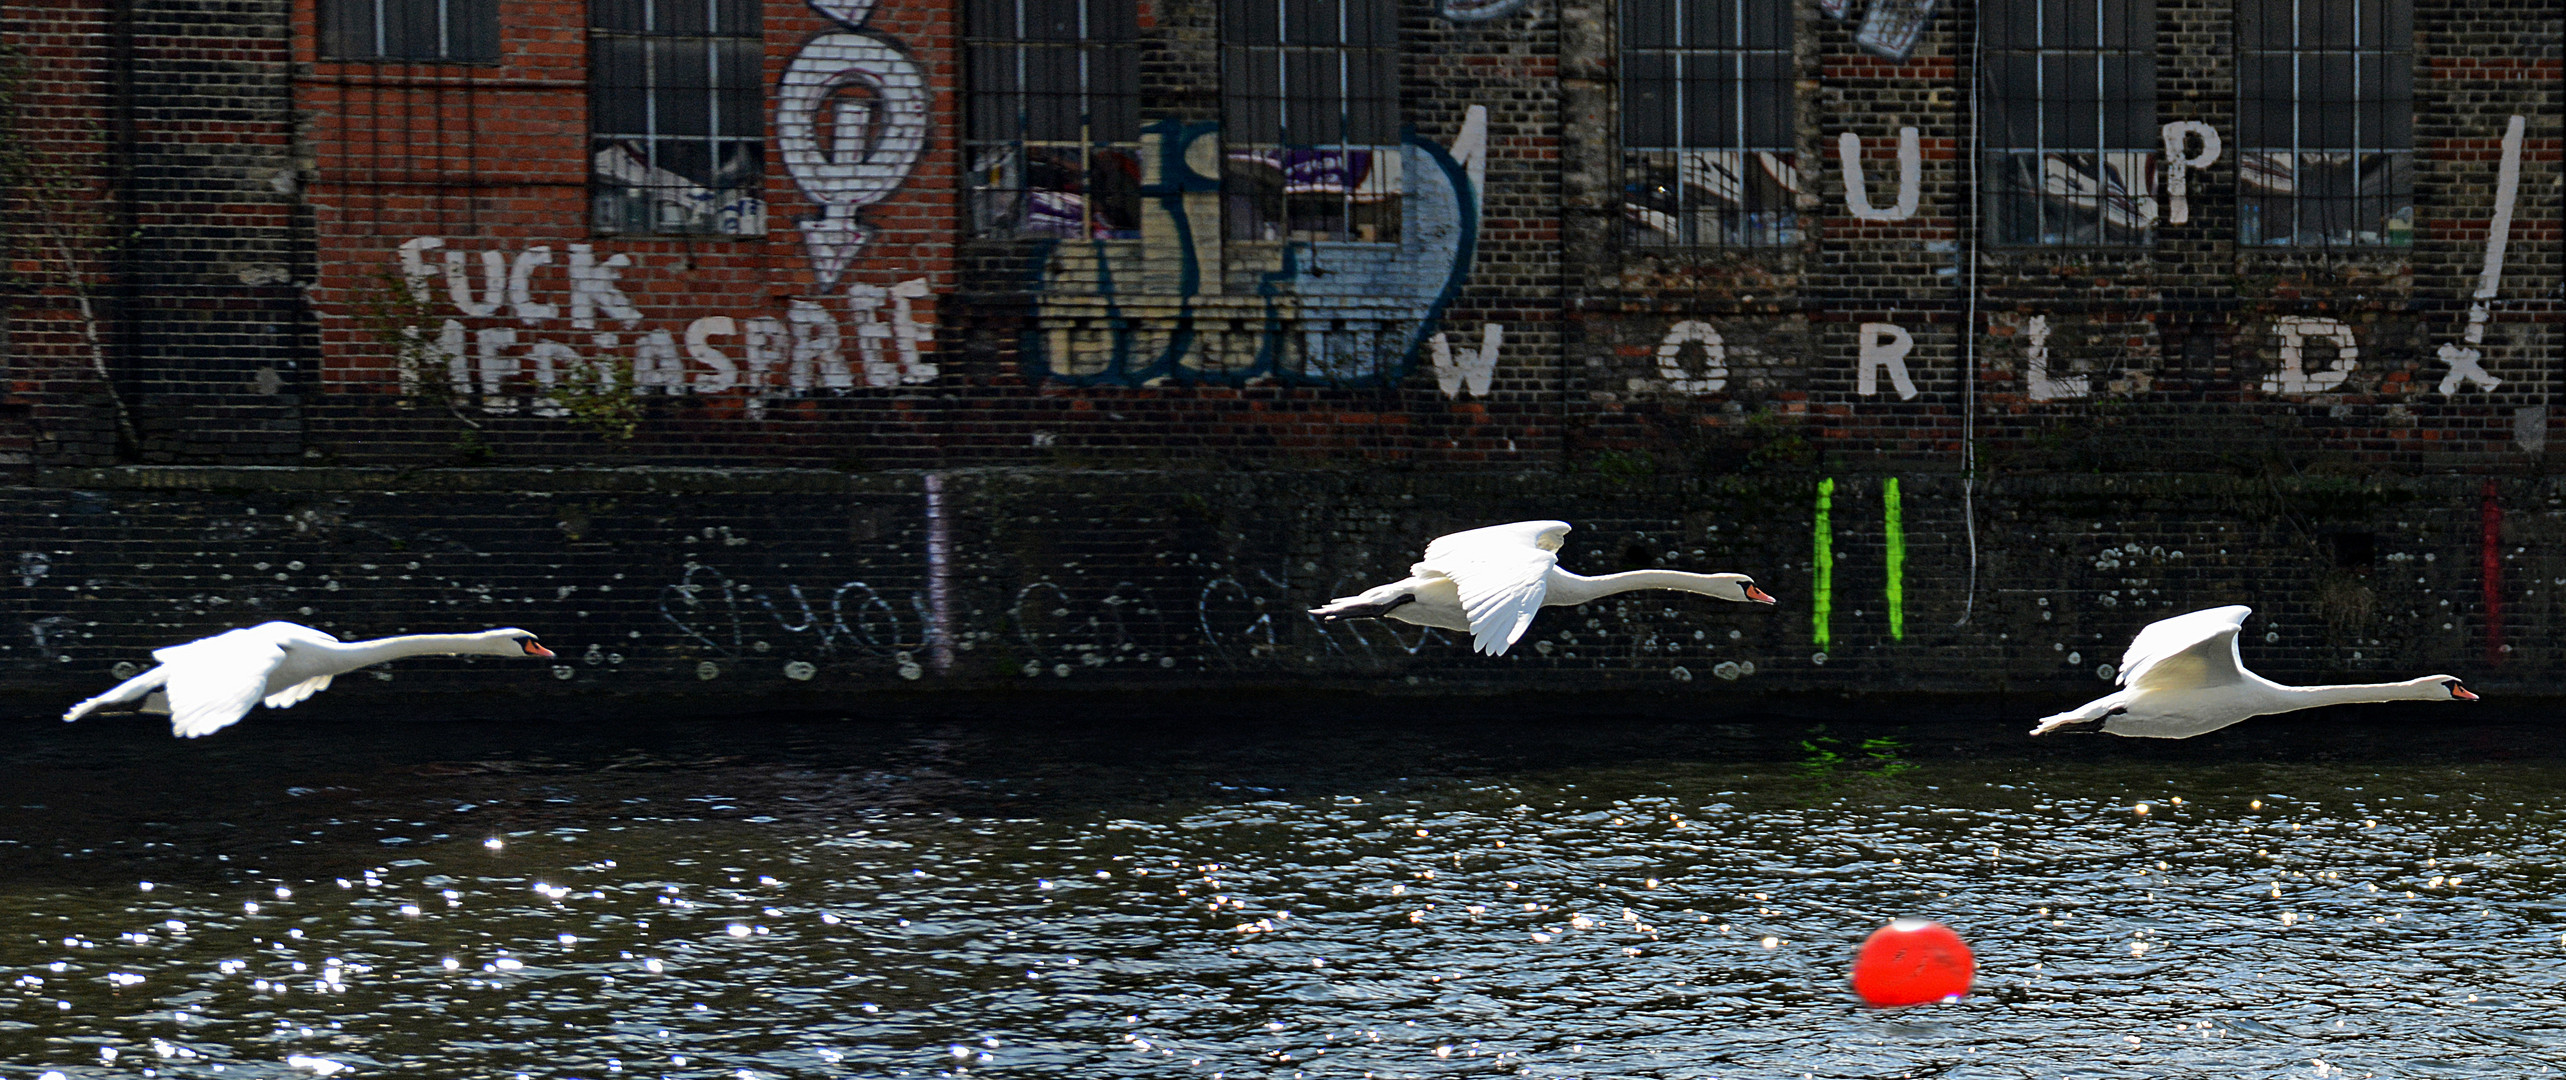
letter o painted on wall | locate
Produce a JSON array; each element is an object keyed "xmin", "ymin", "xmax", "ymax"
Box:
[{"xmin": 1656, "ymin": 320, "xmax": 1729, "ymax": 395}]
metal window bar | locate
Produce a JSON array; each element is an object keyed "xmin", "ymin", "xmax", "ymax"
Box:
[
  {"xmin": 1620, "ymin": 0, "xmax": 1798, "ymax": 247},
  {"xmin": 2239, "ymin": 0, "xmax": 2412, "ymax": 247},
  {"xmin": 964, "ymin": 0, "xmax": 1142, "ymax": 239},
  {"xmin": 589, "ymin": 0, "xmax": 765, "ymax": 236},
  {"xmin": 1980, "ymin": 0, "xmax": 2156, "ymax": 246},
  {"xmin": 1220, "ymin": 0, "xmax": 1401, "ymax": 243}
]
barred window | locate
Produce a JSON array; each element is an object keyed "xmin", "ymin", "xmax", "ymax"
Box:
[
  {"xmin": 590, "ymin": 0, "xmax": 766, "ymax": 237},
  {"xmin": 1981, "ymin": 0, "xmax": 2157, "ymax": 246},
  {"xmin": 965, "ymin": 0, "xmax": 1142, "ymax": 239},
  {"xmin": 2238, "ymin": 0, "xmax": 2413, "ymax": 247},
  {"xmin": 1621, "ymin": 0, "xmax": 1798, "ymax": 247},
  {"xmin": 1220, "ymin": 0, "xmax": 1401, "ymax": 243},
  {"xmin": 321, "ymin": 0, "xmax": 498, "ymax": 62}
]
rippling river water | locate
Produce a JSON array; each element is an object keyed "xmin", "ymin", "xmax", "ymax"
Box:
[{"xmin": 0, "ymin": 704, "xmax": 2560, "ymax": 1079}]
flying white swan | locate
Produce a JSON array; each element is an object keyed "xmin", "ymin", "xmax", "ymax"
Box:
[
  {"xmin": 1308, "ymin": 520, "xmax": 1777, "ymax": 656},
  {"xmin": 2029, "ymin": 605, "xmax": 2474, "ymax": 739},
  {"xmin": 63, "ymin": 622, "xmax": 556, "ymax": 738}
]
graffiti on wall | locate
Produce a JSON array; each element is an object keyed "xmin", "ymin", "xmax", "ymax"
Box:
[
  {"xmin": 1015, "ymin": 106, "xmax": 1489, "ymax": 390},
  {"xmin": 2438, "ymin": 114, "xmax": 2527, "ymax": 397},
  {"xmin": 780, "ymin": 0, "xmax": 930, "ymax": 290},
  {"xmin": 392, "ymin": 237, "xmax": 936, "ymax": 414},
  {"xmin": 1813, "ymin": 115, "xmax": 2530, "ymax": 409}
]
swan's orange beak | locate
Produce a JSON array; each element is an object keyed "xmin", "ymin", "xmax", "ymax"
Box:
[
  {"xmin": 2451, "ymin": 684, "xmax": 2478, "ymax": 701},
  {"xmin": 1745, "ymin": 585, "xmax": 1778, "ymax": 605},
  {"xmin": 521, "ymin": 639, "xmax": 556, "ymax": 658}
]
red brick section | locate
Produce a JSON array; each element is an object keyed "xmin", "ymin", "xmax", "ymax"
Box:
[{"xmin": 1, "ymin": 0, "xmax": 2559, "ymax": 474}]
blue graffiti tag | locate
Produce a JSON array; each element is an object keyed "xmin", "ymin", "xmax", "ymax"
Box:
[{"xmin": 1018, "ymin": 115, "xmax": 1482, "ymax": 388}]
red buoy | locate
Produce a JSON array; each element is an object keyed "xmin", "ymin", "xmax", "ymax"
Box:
[{"xmin": 1849, "ymin": 918, "xmax": 1974, "ymax": 1006}]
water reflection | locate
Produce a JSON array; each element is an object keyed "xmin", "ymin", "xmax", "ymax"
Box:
[{"xmin": 0, "ymin": 708, "xmax": 2560, "ymax": 1077}]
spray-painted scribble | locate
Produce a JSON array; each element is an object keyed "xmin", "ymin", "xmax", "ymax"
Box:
[
  {"xmin": 2022, "ymin": 315, "xmax": 2088, "ymax": 401},
  {"xmin": 658, "ymin": 563, "xmax": 922, "ymax": 661},
  {"xmin": 2439, "ymin": 115, "xmax": 2526, "ymax": 397},
  {"xmin": 1018, "ymin": 106, "xmax": 1487, "ymax": 389}
]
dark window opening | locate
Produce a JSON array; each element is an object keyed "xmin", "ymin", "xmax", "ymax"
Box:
[
  {"xmin": 1220, "ymin": 0, "xmax": 1402, "ymax": 243},
  {"xmin": 321, "ymin": 0, "xmax": 498, "ymax": 62},
  {"xmin": 965, "ymin": 0, "xmax": 1143, "ymax": 239},
  {"xmin": 2238, "ymin": 0, "xmax": 2413, "ymax": 247},
  {"xmin": 1620, "ymin": 0, "xmax": 1798, "ymax": 248},
  {"xmin": 1980, "ymin": 0, "xmax": 2157, "ymax": 246},
  {"xmin": 589, "ymin": 0, "xmax": 766, "ymax": 237},
  {"xmin": 2328, "ymin": 531, "xmax": 2376, "ymax": 572}
]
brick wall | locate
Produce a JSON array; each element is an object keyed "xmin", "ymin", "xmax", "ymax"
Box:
[
  {"xmin": 2, "ymin": 467, "xmax": 2552, "ymax": 709},
  {"xmin": 8, "ymin": 0, "xmax": 2566, "ymax": 711},
  {"xmin": 4, "ymin": 0, "xmax": 307, "ymax": 468},
  {"xmin": 10, "ymin": 0, "xmax": 2557, "ymax": 471}
]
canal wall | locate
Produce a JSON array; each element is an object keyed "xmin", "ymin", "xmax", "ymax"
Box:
[{"xmin": 2, "ymin": 466, "xmax": 2555, "ymax": 717}]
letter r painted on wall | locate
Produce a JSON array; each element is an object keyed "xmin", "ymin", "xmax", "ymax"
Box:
[{"xmin": 1857, "ymin": 322, "xmax": 1920, "ymax": 400}]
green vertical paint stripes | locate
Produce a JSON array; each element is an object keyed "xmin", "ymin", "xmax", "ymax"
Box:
[
  {"xmin": 1883, "ymin": 477, "xmax": 1906, "ymax": 641},
  {"xmin": 1812, "ymin": 477, "xmax": 1834, "ymax": 649}
]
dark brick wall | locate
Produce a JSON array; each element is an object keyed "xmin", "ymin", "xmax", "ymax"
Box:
[
  {"xmin": 9, "ymin": 0, "xmax": 2562, "ymax": 472},
  {"xmin": 2, "ymin": 466, "xmax": 2554, "ymax": 711},
  {"xmin": 4, "ymin": 0, "xmax": 309, "ymax": 468},
  {"xmin": 8, "ymin": 0, "xmax": 2566, "ymax": 712}
]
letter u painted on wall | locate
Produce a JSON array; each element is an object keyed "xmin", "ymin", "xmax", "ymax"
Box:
[{"xmin": 1014, "ymin": 107, "xmax": 1488, "ymax": 389}]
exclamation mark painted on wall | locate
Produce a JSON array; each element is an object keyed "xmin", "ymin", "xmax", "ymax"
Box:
[
  {"xmin": 2482, "ymin": 479, "xmax": 2504, "ymax": 665},
  {"xmin": 1883, "ymin": 477, "xmax": 1905, "ymax": 641},
  {"xmin": 1812, "ymin": 477, "xmax": 1835, "ymax": 650}
]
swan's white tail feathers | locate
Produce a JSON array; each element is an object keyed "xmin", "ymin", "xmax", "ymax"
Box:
[
  {"xmin": 264, "ymin": 674, "xmax": 334, "ymax": 710},
  {"xmin": 62, "ymin": 665, "xmax": 174, "ymax": 723},
  {"xmin": 1310, "ymin": 580, "xmax": 1419, "ymax": 620},
  {"xmin": 2029, "ymin": 700, "xmax": 2115, "ymax": 737}
]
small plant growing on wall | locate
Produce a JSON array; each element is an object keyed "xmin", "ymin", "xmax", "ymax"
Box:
[
  {"xmin": 349, "ymin": 266, "xmax": 478, "ymax": 428},
  {"xmin": 350, "ymin": 265, "xmax": 642, "ymax": 444},
  {"xmin": 547, "ymin": 353, "xmax": 642, "ymax": 441},
  {"xmin": 0, "ymin": 44, "xmax": 141, "ymax": 457}
]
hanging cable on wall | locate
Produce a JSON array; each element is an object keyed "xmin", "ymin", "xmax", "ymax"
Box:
[{"xmin": 1953, "ymin": 6, "xmax": 1981, "ymax": 627}]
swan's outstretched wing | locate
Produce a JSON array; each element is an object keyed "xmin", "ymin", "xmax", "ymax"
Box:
[
  {"xmin": 152, "ymin": 627, "xmax": 294, "ymax": 738},
  {"xmin": 2117, "ymin": 605, "xmax": 2251, "ymax": 692},
  {"xmin": 1417, "ymin": 521, "xmax": 1570, "ymax": 655}
]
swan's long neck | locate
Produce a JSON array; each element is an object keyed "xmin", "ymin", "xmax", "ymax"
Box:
[
  {"xmin": 1547, "ymin": 569, "xmax": 1736, "ymax": 606},
  {"xmin": 2275, "ymin": 677, "xmax": 2449, "ymax": 708},
  {"xmin": 329, "ymin": 634, "xmax": 513, "ymax": 666}
]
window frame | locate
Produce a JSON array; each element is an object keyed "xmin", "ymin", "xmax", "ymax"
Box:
[
  {"xmin": 2235, "ymin": 0, "xmax": 2415, "ymax": 249},
  {"xmin": 587, "ymin": 0, "xmax": 769, "ymax": 238},
  {"xmin": 1218, "ymin": 0, "xmax": 1404, "ymax": 245},
  {"xmin": 1978, "ymin": 0, "xmax": 2159, "ymax": 248},
  {"xmin": 1618, "ymin": 0, "xmax": 1800, "ymax": 249},
  {"xmin": 320, "ymin": 0, "xmax": 499, "ymax": 63},
  {"xmin": 962, "ymin": 0, "xmax": 1145, "ymax": 241}
]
